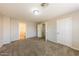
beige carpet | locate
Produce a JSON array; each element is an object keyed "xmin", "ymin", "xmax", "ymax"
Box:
[{"xmin": 0, "ymin": 38, "xmax": 79, "ymax": 56}]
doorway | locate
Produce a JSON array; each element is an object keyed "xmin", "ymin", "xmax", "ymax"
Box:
[
  {"xmin": 37, "ymin": 23, "xmax": 46, "ymax": 40},
  {"xmin": 19, "ymin": 22, "xmax": 26, "ymax": 40}
]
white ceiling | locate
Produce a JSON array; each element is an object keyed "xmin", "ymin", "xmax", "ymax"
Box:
[{"xmin": 0, "ymin": 3, "xmax": 79, "ymax": 22}]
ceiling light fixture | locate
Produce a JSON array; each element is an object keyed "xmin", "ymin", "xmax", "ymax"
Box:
[{"xmin": 33, "ymin": 10, "xmax": 40, "ymax": 15}]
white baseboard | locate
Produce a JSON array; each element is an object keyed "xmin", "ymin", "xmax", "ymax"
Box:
[
  {"xmin": 70, "ymin": 46, "xmax": 79, "ymax": 51},
  {"xmin": 48, "ymin": 39, "xmax": 79, "ymax": 51}
]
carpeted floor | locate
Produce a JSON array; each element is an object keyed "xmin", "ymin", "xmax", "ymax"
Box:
[{"xmin": 0, "ymin": 38, "xmax": 79, "ymax": 56}]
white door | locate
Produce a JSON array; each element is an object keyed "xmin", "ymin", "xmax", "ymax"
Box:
[{"xmin": 57, "ymin": 18, "xmax": 72, "ymax": 46}]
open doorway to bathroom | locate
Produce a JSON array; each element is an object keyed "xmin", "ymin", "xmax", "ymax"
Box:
[{"xmin": 37, "ymin": 23, "xmax": 46, "ymax": 41}]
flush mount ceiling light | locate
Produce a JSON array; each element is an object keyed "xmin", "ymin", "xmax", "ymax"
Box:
[
  {"xmin": 33, "ymin": 10, "xmax": 40, "ymax": 15},
  {"xmin": 32, "ymin": 3, "xmax": 49, "ymax": 15}
]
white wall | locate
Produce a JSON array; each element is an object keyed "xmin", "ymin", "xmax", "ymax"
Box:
[
  {"xmin": 72, "ymin": 11, "xmax": 79, "ymax": 50},
  {"xmin": 46, "ymin": 11, "xmax": 79, "ymax": 50},
  {"xmin": 0, "ymin": 16, "xmax": 19, "ymax": 45},
  {"xmin": 0, "ymin": 15, "xmax": 37, "ymax": 47},
  {"xmin": 10, "ymin": 18, "xmax": 19, "ymax": 41},
  {"xmin": 0, "ymin": 16, "xmax": 3, "ymax": 46},
  {"xmin": 45, "ymin": 20, "xmax": 57, "ymax": 42},
  {"xmin": 3, "ymin": 16, "xmax": 11, "ymax": 44},
  {"xmin": 26, "ymin": 22, "xmax": 36, "ymax": 38}
]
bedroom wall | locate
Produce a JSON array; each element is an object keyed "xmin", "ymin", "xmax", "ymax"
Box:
[
  {"xmin": 0, "ymin": 15, "xmax": 37, "ymax": 47},
  {"xmin": 45, "ymin": 20, "xmax": 57, "ymax": 42},
  {"xmin": 1, "ymin": 16, "xmax": 19, "ymax": 45},
  {"xmin": 10, "ymin": 18, "xmax": 19, "ymax": 42},
  {"xmin": 0, "ymin": 16, "xmax": 3, "ymax": 47},
  {"xmin": 45, "ymin": 11, "xmax": 79, "ymax": 50},
  {"xmin": 26, "ymin": 22, "xmax": 36, "ymax": 38},
  {"xmin": 72, "ymin": 11, "xmax": 79, "ymax": 50},
  {"xmin": 3, "ymin": 16, "xmax": 11, "ymax": 44}
]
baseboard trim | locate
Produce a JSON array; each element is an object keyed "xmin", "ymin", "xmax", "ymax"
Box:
[
  {"xmin": 70, "ymin": 46, "xmax": 79, "ymax": 51},
  {"xmin": 27, "ymin": 36, "xmax": 38, "ymax": 39},
  {"xmin": 47, "ymin": 40, "xmax": 79, "ymax": 51}
]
